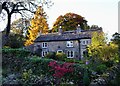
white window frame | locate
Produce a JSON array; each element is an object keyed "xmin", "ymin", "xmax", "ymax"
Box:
[
  {"xmin": 66, "ymin": 41, "xmax": 73, "ymax": 47},
  {"xmin": 57, "ymin": 50, "xmax": 63, "ymax": 53},
  {"xmin": 67, "ymin": 51, "xmax": 74, "ymax": 58},
  {"xmin": 42, "ymin": 42, "xmax": 47, "ymax": 48},
  {"xmin": 42, "ymin": 51, "xmax": 48, "ymax": 57}
]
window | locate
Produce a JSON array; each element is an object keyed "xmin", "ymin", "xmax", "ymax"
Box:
[
  {"xmin": 57, "ymin": 50, "xmax": 63, "ymax": 53},
  {"xmin": 42, "ymin": 51, "xmax": 48, "ymax": 57},
  {"xmin": 66, "ymin": 41, "xmax": 73, "ymax": 47},
  {"xmin": 83, "ymin": 50, "xmax": 88, "ymax": 55},
  {"xmin": 42, "ymin": 42, "xmax": 47, "ymax": 48},
  {"xmin": 82, "ymin": 40, "xmax": 90, "ymax": 45},
  {"xmin": 86, "ymin": 40, "xmax": 89, "ymax": 44},
  {"xmin": 82, "ymin": 41, "xmax": 85, "ymax": 44},
  {"xmin": 67, "ymin": 51, "xmax": 74, "ymax": 58}
]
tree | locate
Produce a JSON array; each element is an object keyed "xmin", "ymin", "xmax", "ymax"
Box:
[
  {"xmin": 89, "ymin": 32, "xmax": 106, "ymax": 47},
  {"xmin": 87, "ymin": 32, "xmax": 106, "ymax": 61},
  {"xmin": 112, "ymin": 32, "xmax": 120, "ymax": 58},
  {"xmin": 112, "ymin": 32, "xmax": 120, "ymax": 46},
  {"xmin": 87, "ymin": 32, "xmax": 119, "ymax": 63},
  {"xmin": 2, "ymin": 18, "xmax": 29, "ymax": 48},
  {"xmin": 4, "ymin": 33, "xmax": 25, "ymax": 48},
  {"xmin": 0, "ymin": 0, "xmax": 53, "ymax": 36},
  {"xmin": 24, "ymin": 6, "xmax": 49, "ymax": 46},
  {"xmin": 11, "ymin": 18, "xmax": 30, "ymax": 37},
  {"xmin": 52, "ymin": 12, "xmax": 89, "ymax": 32},
  {"xmin": 2, "ymin": 30, "xmax": 24, "ymax": 48},
  {"xmin": 90, "ymin": 25, "xmax": 102, "ymax": 30}
]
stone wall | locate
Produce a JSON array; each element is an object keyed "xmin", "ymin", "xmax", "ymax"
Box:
[{"xmin": 34, "ymin": 38, "xmax": 91, "ymax": 60}]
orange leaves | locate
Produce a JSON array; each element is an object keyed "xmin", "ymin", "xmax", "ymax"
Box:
[{"xmin": 52, "ymin": 12, "xmax": 88, "ymax": 32}]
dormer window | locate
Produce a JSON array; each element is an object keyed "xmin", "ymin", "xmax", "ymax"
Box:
[
  {"xmin": 66, "ymin": 41, "xmax": 73, "ymax": 47},
  {"xmin": 42, "ymin": 42, "xmax": 47, "ymax": 48}
]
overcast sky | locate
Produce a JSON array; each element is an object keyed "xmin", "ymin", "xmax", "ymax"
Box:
[
  {"xmin": 0, "ymin": 0, "xmax": 119, "ymax": 39},
  {"xmin": 44, "ymin": 0, "xmax": 119, "ymax": 38}
]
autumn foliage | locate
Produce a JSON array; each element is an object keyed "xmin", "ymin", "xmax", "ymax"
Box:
[
  {"xmin": 52, "ymin": 12, "xmax": 89, "ymax": 32},
  {"xmin": 87, "ymin": 32, "xmax": 119, "ymax": 62},
  {"xmin": 24, "ymin": 6, "xmax": 49, "ymax": 46},
  {"xmin": 48, "ymin": 61, "xmax": 74, "ymax": 78}
]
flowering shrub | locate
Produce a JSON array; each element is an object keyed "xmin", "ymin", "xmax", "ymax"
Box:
[
  {"xmin": 48, "ymin": 61, "xmax": 74, "ymax": 78},
  {"xmin": 3, "ymin": 48, "xmax": 91, "ymax": 85}
]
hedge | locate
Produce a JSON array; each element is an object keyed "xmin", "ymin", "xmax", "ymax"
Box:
[{"xmin": 2, "ymin": 48, "xmax": 92, "ymax": 85}]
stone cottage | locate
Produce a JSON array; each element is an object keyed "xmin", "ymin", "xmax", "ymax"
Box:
[{"xmin": 34, "ymin": 25, "xmax": 102, "ymax": 60}]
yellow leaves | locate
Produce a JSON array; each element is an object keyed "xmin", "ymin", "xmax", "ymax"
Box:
[
  {"xmin": 109, "ymin": 42, "xmax": 118, "ymax": 48},
  {"xmin": 24, "ymin": 6, "xmax": 49, "ymax": 46},
  {"xmin": 91, "ymin": 32, "xmax": 106, "ymax": 46},
  {"xmin": 89, "ymin": 44, "xmax": 118, "ymax": 62},
  {"xmin": 87, "ymin": 31, "xmax": 119, "ymax": 62}
]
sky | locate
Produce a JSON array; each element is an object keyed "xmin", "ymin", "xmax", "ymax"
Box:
[
  {"xmin": 0, "ymin": 0, "xmax": 119, "ymax": 39},
  {"xmin": 44, "ymin": 0, "xmax": 119, "ymax": 39}
]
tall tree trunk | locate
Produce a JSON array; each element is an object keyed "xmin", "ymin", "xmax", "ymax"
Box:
[
  {"xmin": 3, "ymin": 13, "xmax": 12, "ymax": 46},
  {"xmin": 6, "ymin": 14, "xmax": 11, "ymax": 37}
]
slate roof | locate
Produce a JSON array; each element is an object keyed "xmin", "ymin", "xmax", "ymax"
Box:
[
  {"xmin": 35, "ymin": 30, "xmax": 93, "ymax": 42},
  {"xmin": 34, "ymin": 28, "xmax": 102, "ymax": 42}
]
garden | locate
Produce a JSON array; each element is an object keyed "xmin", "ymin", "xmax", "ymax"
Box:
[
  {"xmin": 1, "ymin": 1, "xmax": 120, "ymax": 85},
  {"xmin": 2, "ymin": 47, "xmax": 120, "ymax": 86}
]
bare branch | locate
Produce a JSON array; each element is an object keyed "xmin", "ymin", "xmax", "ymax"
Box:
[
  {"xmin": 0, "ymin": 10, "xmax": 7, "ymax": 22},
  {"xmin": 0, "ymin": 0, "xmax": 53, "ymax": 36},
  {"xmin": 14, "ymin": 11, "xmax": 23, "ymax": 17}
]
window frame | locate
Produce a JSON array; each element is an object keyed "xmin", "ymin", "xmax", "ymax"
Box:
[
  {"xmin": 66, "ymin": 41, "xmax": 73, "ymax": 47},
  {"xmin": 42, "ymin": 51, "xmax": 48, "ymax": 57},
  {"xmin": 42, "ymin": 42, "xmax": 48, "ymax": 48},
  {"xmin": 67, "ymin": 51, "xmax": 74, "ymax": 58}
]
